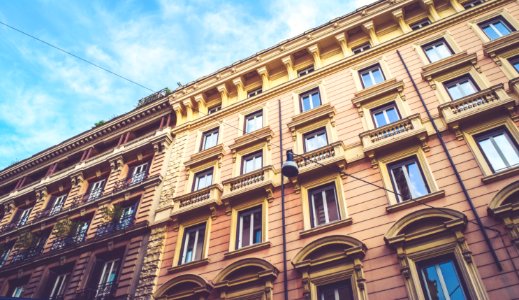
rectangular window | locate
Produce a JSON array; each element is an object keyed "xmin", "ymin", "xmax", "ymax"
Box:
[
  {"xmin": 116, "ymin": 203, "xmax": 137, "ymax": 230},
  {"xmin": 476, "ymin": 128, "xmax": 519, "ymax": 172},
  {"xmin": 422, "ymin": 39, "xmax": 453, "ymax": 63},
  {"xmin": 96, "ymin": 259, "xmax": 120, "ymax": 298},
  {"xmin": 0, "ymin": 244, "xmax": 12, "ymax": 267},
  {"xmin": 72, "ymin": 220, "xmax": 90, "ymax": 243},
  {"xmin": 297, "ymin": 65, "xmax": 314, "ymax": 77},
  {"xmin": 371, "ymin": 102, "xmax": 401, "ymax": 128},
  {"xmin": 410, "ymin": 18, "xmax": 431, "ymax": 30},
  {"xmin": 236, "ymin": 206, "xmax": 262, "ymax": 249},
  {"xmin": 193, "ymin": 168, "xmax": 213, "ymax": 191},
  {"xmin": 463, "ymin": 0, "xmax": 484, "ymax": 9},
  {"xmin": 244, "ymin": 110, "xmax": 263, "ymax": 134},
  {"xmin": 88, "ymin": 179, "xmax": 106, "ymax": 201},
  {"xmin": 242, "ymin": 151, "xmax": 263, "ymax": 174},
  {"xmin": 11, "ymin": 286, "xmax": 24, "ymax": 298},
  {"xmin": 352, "ymin": 43, "xmax": 371, "ymax": 54},
  {"xmin": 200, "ymin": 128, "xmax": 219, "ymax": 151},
  {"xmin": 299, "ymin": 88, "xmax": 321, "ymax": 112},
  {"xmin": 129, "ymin": 162, "xmax": 148, "ymax": 185},
  {"xmin": 317, "ymin": 280, "xmax": 354, "ymax": 300},
  {"xmin": 247, "ymin": 87, "xmax": 262, "ymax": 98},
  {"xmin": 49, "ymin": 194, "xmax": 67, "ymax": 215},
  {"xmin": 444, "ymin": 76, "xmax": 479, "ymax": 100},
  {"xmin": 359, "ymin": 64, "xmax": 385, "ymax": 88},
  {"xmin": 207, "ymin": 104, "xmax": 221, "ymax": 114},
  {"xmin": 309, "ymin": 184, "xmax": 340, "ymax": 228},
  {"xmin": 49, "ymin": 273, "xmax": 69, "ymax": 299},
  {"xmin": 389, "ymin": 157, "xmax": 430, "ymax": 202},
  {"xmin": 303, "ymin": 128, "xmax": 328, "ymax": 152},
  {"xmin": 509, "ymin": 56, "xmax": 519, "ymax": 73},
  {"xmin": 16, "ymin": 207, "xmax": 33, "ymax": 227},
  {"xmin": 179, "ymin": 223, "xmax": 206, "ymax": 264},
  {"xmin": 479, "ymin": 17, "xmax": 515, "ymax": 40},
  {"xmin": 417, "ymin": 256, "xmax": 469, "ymax": 300}
]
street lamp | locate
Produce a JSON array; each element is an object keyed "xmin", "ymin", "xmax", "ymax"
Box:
[{"xmin": 281, "ymin": 150, "xmax": 299, "ymax": 178}]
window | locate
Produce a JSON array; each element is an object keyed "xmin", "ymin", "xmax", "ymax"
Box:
[
  {"xmin": 299, "ymin": 88, "xmax": 321, "ymax": 112},
  {"xmin": 236, "ymin": 206, "xmax": 262, "ymax": 249},
  {"xmin": 48, "ymin": 273, "xmax": 69, "ymax": 299},
  {"xmin": 417, "ymin": 256, "xmax": 469, "ymax": 300},
  {"xmin": 208, "ymin": 104, "xmax": 221, "ymax": 114},
  {"xmin": 15, "ymin": 207, "xmax": 32, "ymax": 227},
  {"xmin": 371, "ymin": 102, "xmax": 401, "ymax": 128},
  {"xmin": 10, "ymin": 286, "xmax": 24, "ymax": 298},
  {"xmin": 308, "ymin": 184, "xmax": 340, "ymax": 227},
  {"xmin": 244, "ymin": 110, "xmax": 263, "ymax": 134},
  {"xmin": 129, "ymin": 162, "xmax": 148, "ymax": 185},
  {"xmin": 49, "ymin": 194, "xmax": 67, "ymax": 215},
  {"xmin": 72, "ymin": 220, "xmax": 90, "ymax": 243},
  {"xmin": 476, "ymin": 128, "xmax": 519, "ymax": 172},
  {"xmin": 352, "ymin": 43, "xmax": 371, "ymax": 54},
  {"xmin": 247, "ymin": 87, "xmax": 262, "ymax": 98},
  {"xmin": 359, "ymin": 64, "xmax": 385, "ymax": 88},
  {"xmin": 463, "ymin": 0, "xmax": 484, "ymax": 9},
  {"xmin": 88, "ymin": 179, "xmax": 106, "ymax": 201},
  {"xmin": 179, "ymin": 223, "xmax": 206, "ymax": 264},
  {"xmin": 422, "ymin": 39, "xmax": 453, "ymax": 63},
  {"xmin": 117, "ymin": 202, "xmax": 137, "ymax": 230},
  {"xmin": 410, "ymin": 19, "xmax": 431, "ymax": 30},
  {"xmin": 0, "ymin": 243, "xmax": 13, "ymax": 267},
  {"xmin": 242, "ymin": 151, "xmax": 263, "ymax": 174},
  {"xmin": 389, "ymin": 156, "xmax": 430, "ymax": 202},
  {"xmin": 303, "ymin": 128, "xmax": 328, "ymax": 152},
  {"xmin": 317, "ymin": 280, "xmax": 354, "ymax": 300},
  {"xmin": 200, "ymin": 128, "xmax": 219, "ymax": 151},
  {"xmin": 298, "ymin": 65, "xmax": 314, "ymax": 77},
  {"xmin": 479, "ymin": 17, "xmax": 515, "ymax": 40},
  {"xmin": 509, "ymin": 55, "xmax": 519, "ymax": 73},
  {"xmin": 444, "ymin": 76, "xmax": 479, "ymax": 100},
  {"xmin": 193, "ymin": 168, "xmax": 213, "ymax": 191},
  {"xmin": 95, "ymin": 259, "xmax": 120, "ymax": 299}
]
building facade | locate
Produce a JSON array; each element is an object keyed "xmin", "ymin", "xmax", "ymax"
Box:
[{"xmin": 2, "ymin": 0, "xmax": 519, "ymax": 299}]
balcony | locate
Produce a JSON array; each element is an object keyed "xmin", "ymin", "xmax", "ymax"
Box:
[
  {"xmin": 0, "ymin": 223, "xmax": 16, "ymax": 235},
  {"xmin": 294, "ymin": 141, "xmax": 346, "ymax": 176},
  {"xmin": 483, "ymin": 31, "xmax": 519, "ymax": 65},
  {"xmin": 69, "ymin": 190, "xmax": 105, "ymax": 209},
  {"xmin": 50, "ymin": 234, "xmax": 86, "ymax": 251},
  {"xmin": 222, "ymin": 166, "xmax": 277, "ymax": 201},
  {"xmin": 438, "ymin": 84, "xmax": 516, "ymax": 138},
  {"xmin": 35, "ymin": 204, "xmax": 65, "ymax": 220},
  {"xmin": 421, "ymin": 52, "xmax": 478, "ymax": 88},
  {"xmin": 360, "ymin": 114, "xmax": 427, "ymax": 153},
  {"xmin": 95, "ymin": 215, "xmax": 135, "ymax": 238},
  {"xmin": 10, "ymin": 246, "xmax": 44, "ymax": 264},
  {"xmin": 170, "ymin": 184, "xmax": 223, "ymax": 218},
  {"xmin": 76, "ymin": 283, "xmax": 117, "ymax": 300},
  {"xmin": 113, "ymin": 172, "xmax": 148, "ymax": 193}
]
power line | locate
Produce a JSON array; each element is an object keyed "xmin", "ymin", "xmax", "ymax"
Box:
[{"xmin": 0, "ymin": 20, "xmax": 155, "ymax": 92}]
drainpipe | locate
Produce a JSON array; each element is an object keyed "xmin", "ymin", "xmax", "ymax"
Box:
[
  {"xmin": 278, "ymin": 99, "xmax": 290, "ymax": 300},
  {"xmin": 396, "ymin": 50, "xmax": 502, "ymax": 271}
]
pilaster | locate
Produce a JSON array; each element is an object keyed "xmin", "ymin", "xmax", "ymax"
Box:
[
  {"xmin": 232, "ymin": 77, "xmax": 246, "ymax": 100},
  {"xmin": 335, "ymin": 33, "xmax": 353, "ymax": 57},
  {"xmin": 422, "ymin": 0, "xmax": 440, "ymax": 21},
  {"xmin": 392, "ymin": 9, "xmax": 411, "ymax": 33},
  {"xmin": 217, "ymin": 84, "xmax": 229, "ymax": 107},
  {"xmin": 282, "ymin": 56, "xmax": 296, "ymax": 80},
  {"xmin": 257, "ymin": 66, "xmax": 270, "ymax": 91},
  {"xmin": 307, "ymin": 44, "xmax": 322, "ymax": 69},
  {"xmin": 194, "ymin": 94, "xmax": 207, "ymax": 115},
  {"xmin": 362, "ymin": 21, "xmax": 380, "ymax": 45},
  {"xmin": 450, "ymin": 0, "xmax": 464, "ymax": 12}
]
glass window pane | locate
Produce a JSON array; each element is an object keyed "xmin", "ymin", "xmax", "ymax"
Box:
[
  {"xmin": 386, "ymin": 107, "xmax": 400, "ymax": 123},
  {"xmin": 407, "ymin": 162, "xmax": 429, "ymax": 198},
  {"xmin": 311, "ymin": 92, "xmax": 321, "ymax": 108},
  {"xmin": 439, "ymin": 261, "xmax": 466, "ymax": 300},
  {"xmin": 421, "ymin": 265, "xmax": 447, "ymax": 300},
  {"xmin": 302, "ymin": 95, "xmax": 311, "ymax": 112},
  {"xmin": 494, "ymin": 21, "xmax": 511, "ymax": 36},
  {"xmin": 494, "ymin": 133, "xmax": 519, "ymax": 167},
  {"xmin": 482, "ymin": 25, "xmax": 500, "ymax": 40},
  {"xmin": 361, "ymin": 72, "xmax": 373, "ymax": 87},
  {"xmin": 374, "ymin": 112, "xmax": 387, "ymax": 127},
  {"xmin": 391, "ymin": 166, "xmax": 413, "ymax": 201},
  {"xmin": 253, "ymin": 211, "xmax": 262, "ymax": 244},
  {"xmin": 311, "ymin": 191, "xmax": 325, "ymax": 226},
  {"xmin": 241, "ymin": 213, "xmax": 251, "ymax": 247},
  {"xmin": 372, "ymin": 68, "xmax": 384, "ymax": 84},
  {"xmin": 325, "ymin": 188, "xmax": 340, "ymax": 222},
  {"xmin": 479, "ymin": 138, "xmax": 507, "ymax": 171}
]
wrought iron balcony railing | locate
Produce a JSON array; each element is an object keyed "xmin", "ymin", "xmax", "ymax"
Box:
[
  {"xmin": 95, "ymin": 215, "xmax": 135, "ymax": 238},
  {"xmin": 76, "ymin": 283, "xmax": 117, "ymax": 300},
  {"xmin": 113, "ymin": 172, "xmax": 148, "ymax": 193},
  {"xmin": 10, "ymin": 246, "xmax": 44, "ymax": 264},
  {"xmin": 0, "ymin": 223, "xmax": 16, "ymax": 235},
  {"xmin": 50, "ymin": 234, "xmax": 86, "ymax": 252}
]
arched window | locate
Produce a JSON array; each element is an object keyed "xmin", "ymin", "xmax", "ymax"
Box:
[
  {"xmin": 384, "ymin": 208, "xmax": 488, "ymax": 300},
  {"xmin": 154, "ymin": 274, "xmax": 212, "ymax": 300},
  {"xmin": 488, "ymin": 181, "xmax": 519, "ymax": 248},
  {"xmin": 213, "ymin": 258, "xmax": 278, "ymax": 300},
  {"xmin": 291, "ymin": 235, "xmax": 368, "ymax": 300}
]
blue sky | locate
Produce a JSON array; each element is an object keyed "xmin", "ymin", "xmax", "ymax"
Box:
[{"xmin": 0, "ymin": 0, "xmax": 369, "ymax": 169}]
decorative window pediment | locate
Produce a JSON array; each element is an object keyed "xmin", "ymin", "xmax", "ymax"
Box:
[
  {"xmin": 352, "ymin": 79, "xmax": 404, "ymax": 113},
  {"xmin": 292, "ymin": 235, "xmax": 368, "ymax": 300},
  {"xmin": 483, "ymin": 31, "xmax": 519, "ymax": 65},
  {"xmin": 228, "ymin": 127, "xmax": 274, "ymax": 161},
  {"xmin": 488, "ymin": 181, "xmax": 519, "ymax": 248},
  {"xmin": 184, "ymin": 144, "xmax": 226, "ymax": 171},
  {"xmin": 213, "ymin": 258, "xmax": 278, "ymax": 300},
  {"xmin": 421, "ymin": 52, "xmax": 480, "ymax": 89},
  {"xmin": 287, "ymin": 103, "xmax": 336, "ymax": 141},
  {"xmin": 155, "ymin": 274, "xmax": 213, "ymax": 300}
]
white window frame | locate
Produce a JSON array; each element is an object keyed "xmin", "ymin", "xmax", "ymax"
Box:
[
  {"xmin": 242, "ymin": 151, "xmax": 263, "ymax": 174},
  {"xmin": 16, "ymin": 207, "xmax": 33, "ymax": 227},
  {"xmin": 352, "ymin": 43, "xmax": 371, "ymax": 54},
  {"xmin": 247, "ymin": 87, "xmax": 262, "ymax": 98},
  {"xmin": 410, "ymin": 18, "xmax": 431, "ymax": 30},
  {"xmin": 180, "ymin": 223, "xmax": 206, "ymax": 265},
  {"xmin": 388, "ymin": 157, "xmax": 430, "ymax": 203},
  {"xmin": 193, "ymin": 168, "xmax": 213, "ymax": 191},
  {"xmin": 444, "ymin": 76, "xmax": 479, "ymax": 101},
  {"xmin": 200, "ymin": 128, "xmax": 219, "ymax": 151},
  {"xmin": 236, "ymin": 206, "xmax": 262, "ymax": 249},
  {"xmin": 49, "ymin": 273, "xmax": 69, "ymax": 299},
  {"xmin": 298, "ymin": 65, "xmax": 315, "ymax": 77},
  {"xmin": 371, "ymin": 102, "xmax": 401, "ymax": 128},
  {"xmin": 309, "ymin": 184, "xmax": 340, "ymax": 228},
  {"xmin": 244, "ymin": 110, "xmax": 263, "ymax": 134},
  {"xmin": 422, "ymin": 39, "xmax": 453, "ymax": 63},
  {"xmin": 299, "ymin": 88, "xmax": 322, "ymax": 112},
  {"xmin": 475, "ymin": 128, "xmax": 519, "ymax": 173},
  {"xmin": 359, "ymin": 64, "xmax": 385, "ymax": 88}
]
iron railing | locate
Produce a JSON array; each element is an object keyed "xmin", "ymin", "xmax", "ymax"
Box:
[
  {"xmin": 76, "ymin": 283, "xmax": 117, "ymax": 300},
  {"xmin": 50, "ymin": 234, "xmax": 86, "ymax": 251},
  {"xmin": 95, "ymin": 215, "xmax": 135, "ymax": 238},
  {"xmin": 113, "ymin": 172, "xmax": 148, "ymax": 193},
  {"xmin": 137, "ymin": 88, "xmax": 170, "ymax": 107},
  {"xmin": 10, "ymin": 245, "xmax": 44, "ymax": 263}
]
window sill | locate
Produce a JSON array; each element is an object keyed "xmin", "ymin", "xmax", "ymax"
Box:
[
  {"xmin": 299, "ymin": 217, "xmax": 352, "ymax": 239},
  {"xmin": 482, "ymin": 166, "xmax": 519, "ymax": 184},
  {"xmin": 386, "ymin": 190, "xmax": 445, "ymax": 213},
  {"xmin": 167, "ymin": 258, "xmax": 209, "ymax": 274},
  {"xmin": 223, "ymin": 241, "xmax": 271, "ymax": 259}
]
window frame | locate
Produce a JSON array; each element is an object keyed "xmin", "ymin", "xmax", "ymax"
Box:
[
  {"xmin": 352, "ymin": 43, "xmax": 371, "ymax": 54},
  {"xmin": 241, "ymin": 151, "xmax": 263, "ymax": 175},
  {"xmin": 421, "ymin": 38, "xmax": 454, "ymax": 63},
  {"xmin": 478, "ymin": 16, "xmax": 515, "ymax": 40},
  {"xmin": 308, "ymin": 183, "xmax": 341, "ymax": 228},
  {"xmin": 475, "ymin": 127, "xmax": 519, "ymax": 173},
  {"xmin": 299, "ymin": 88, "xmax": 322, "ymax": 113},
  {"xmin": 48, "ymin": 272, "xmax": 70, "ymax": 299},
  {"xmin": 370, "ymin": 102, "xmax": 401, "ymax": 128},
  {"xmin": 200, "ymin": 128, "xmax": 219, "ymax": 151},
  {"xmin": 388, "ymin": 156, "xmax": 431, "ymax": 203},
  {"xmin": 235, "ymin": 206, "xmax": 263, "ymax": 250},
  {"xmin": 316, "ymin": 279, "xmax": 355, "ymax": 300},
  {"xmin": 298, "ymin": 65, "xmax": 315, "ymax": 77},
  {"xmin": 509, "ymin": 55, "xmax": 519, "ymax": 73},
  {"xmin": 410, "ymin": 18, "xmax": 432, "ymax": 31},
  {"xmin": 303, "ymin": 127, "xmax": 329, "ymax": 153},
  {"xmin": 463, "ymin": 0, "xmax": 484, "ymax": 9},
  {"xmin": 244, "ymin": 110, "xmax": 263, "ymax": 134},
  {"xmin": 359, "ymin": 64, "xmax": 385, "ymax": 89},
  {"xmin": 178, "ymin": 222, "xmax": 207, "ymax": 265},
  {"xmin": 247, "ymin": 87, "xmax": 263, "ymax": 98},
  {"xmin": 15, "ymin": 207, "xmax": 33, "ymax": 227},
  {"xmin": 207, "ymin": 104, "xmax": 221, "ymax": 115},
  {"xmin": 192, "ymin": 168, "xmax": 214, "ymax": 191},
  {"xmin": 443, "ymin": 75, "xmax": 480, "ymax": 101}
]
